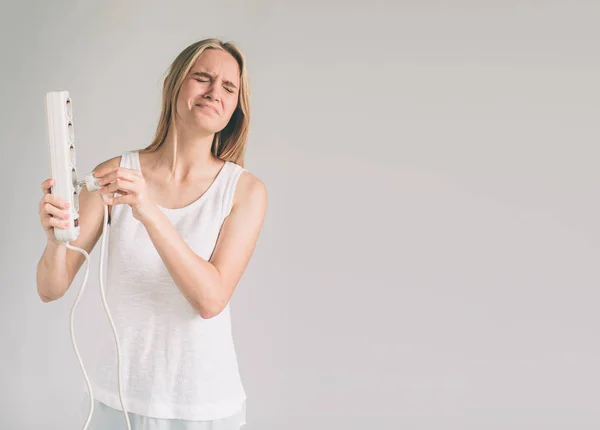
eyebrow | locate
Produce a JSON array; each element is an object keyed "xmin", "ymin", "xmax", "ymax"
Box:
[{"xmin": 190, "ymin": 71, "xmax": 238, "ymax": 90}]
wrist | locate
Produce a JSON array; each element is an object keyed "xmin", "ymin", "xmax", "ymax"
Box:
[
  {"xmin": 140, "ymin": 203, "xmax": 163, "ymax": 227},
  {"xmin": 46, "ymin": 236, "xmax": 64, "ymax": 249}
]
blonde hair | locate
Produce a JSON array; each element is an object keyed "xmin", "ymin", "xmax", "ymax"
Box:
[{"xmin": 141, "ymin": 38, "xmax": 250, "ymax": 168}]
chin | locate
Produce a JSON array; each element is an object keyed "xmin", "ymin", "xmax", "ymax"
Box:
[
  {"xmin": 192, "ymin": 121, "xmax": 220, "ymax": 134},
  {"xmin": 187, "ymin": 113, "xmax": 223, "ymax": 133}
]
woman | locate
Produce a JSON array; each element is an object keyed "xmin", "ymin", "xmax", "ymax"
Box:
[{"xmin": 36, "ymin": 38, "xmax": 267, "ymax": 429}]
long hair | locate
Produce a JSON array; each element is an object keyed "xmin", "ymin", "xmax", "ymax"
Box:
[{"xmin": 141, "ymin": 38, "xmax": 250, "ymax": 168}]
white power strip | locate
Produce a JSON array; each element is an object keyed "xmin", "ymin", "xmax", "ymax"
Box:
[{"xmin": 45, "ymin": 91, "xmax": 80, "ymax": 242}]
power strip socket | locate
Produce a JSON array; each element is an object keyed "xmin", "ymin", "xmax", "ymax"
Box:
[{"xmin": 45, "ymin": 90, "xmax": 80, "ymax": 243}]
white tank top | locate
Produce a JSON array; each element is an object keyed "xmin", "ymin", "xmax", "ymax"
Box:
[{"xmin": 86, "ymin": 150, "xmax": 247, "ymax": 421}]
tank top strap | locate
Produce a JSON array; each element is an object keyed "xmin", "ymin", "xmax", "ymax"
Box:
[
  {"xmin": 220, "ymin": 161, "xmax": 246, "ymax": 219},
  {"xmin": 120, "ymin": 150, "xmax": 140, "ymax": 170}
]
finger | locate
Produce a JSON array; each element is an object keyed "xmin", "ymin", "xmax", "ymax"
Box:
[
  {"xmin": 97, "ymin": 168, "xmax": 139, "ymax": 185},
  {"xmin": 100, "ymin": 178, "xmax": 136, "ymax": 195},
  {"xmin": 41, "ymin": 202, "xmax": 71, "ymax": 219},
  {"xmin": 41, "ymin": 193, "xmax": 70, "ymax": 210},
  {"xmin": 93, "ymin": 166, "xmax": 118, "ymax": 179},
  {"xmin": 93, "ymin": 164, "xmax": 137, "ymax": 177},
  {"xmin": 41, "ymin": 178, "xmax": 54, "ymax": 194},
  {"xmin": 44, "ymin": 216, "xmax": 71, "ymax": 230},
  {"xmin": 102, "ymin": 194, "xmax": 133, "ymax": 206}
]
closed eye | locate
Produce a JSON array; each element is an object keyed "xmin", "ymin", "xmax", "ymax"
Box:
[{"xmin": 195, "ymin": 78, "xmax": 235, "ymax": 93}]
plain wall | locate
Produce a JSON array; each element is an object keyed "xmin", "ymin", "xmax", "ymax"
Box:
[{"xmin": 1, "ymin": 0, "xmax": 599, "ymax": 429}]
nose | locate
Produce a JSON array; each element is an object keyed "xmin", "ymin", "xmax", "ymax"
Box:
[{"xmin": 203, "ymin": 85, "xmax": 219, "ymax": 101}]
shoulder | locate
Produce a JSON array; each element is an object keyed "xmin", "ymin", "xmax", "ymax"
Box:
[
  {"xmin": 91, "ymin": 148, "xmax": 142, "ymax": 173},
  {"xmin": 232, "ymin": 167, "xmax": 268, "ymax": 213},
  {"xmin": 92, "ymin": 154, "xmax": 122, "ymax": 173}
]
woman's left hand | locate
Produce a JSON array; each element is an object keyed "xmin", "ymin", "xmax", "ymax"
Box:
[{"xmin": 94, "ymin": 167, "xmax": 158, "ymax": 223}]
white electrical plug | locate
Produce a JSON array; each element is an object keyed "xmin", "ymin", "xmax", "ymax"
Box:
[
  {"xmin": 75, "ymin": 173, "xmax": 102, "ymax": 193},
  {"xmin": 83, "ymin": 173, "xmax": 102, "ymax": 192}
]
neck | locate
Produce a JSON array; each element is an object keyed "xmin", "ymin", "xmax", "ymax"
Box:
[{"xmin": 153, "ymin": 123, "xmax": 221, "ymax": 183}]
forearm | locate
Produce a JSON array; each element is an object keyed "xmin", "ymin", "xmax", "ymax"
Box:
[
  {"xmin": 36, "ymin": 241, "xmax": 69, "ymax": 301},
  {"xmin": 142, "ymin": 207, "xmax": 224, "ymax": 318}
]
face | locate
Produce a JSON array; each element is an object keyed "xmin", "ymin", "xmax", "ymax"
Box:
[{"xmin": 175, "ymin": 48, "xmax": 241, "ymax": 134}]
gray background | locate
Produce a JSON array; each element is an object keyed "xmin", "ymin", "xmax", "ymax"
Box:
[{"xmin": 1, "ymin": 0, "xmax": 599, "ymax": 429}]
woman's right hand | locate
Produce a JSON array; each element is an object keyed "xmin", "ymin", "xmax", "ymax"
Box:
[{"xmin": 39, "ymin": 178, "xmax": 72, "ymax": 243}]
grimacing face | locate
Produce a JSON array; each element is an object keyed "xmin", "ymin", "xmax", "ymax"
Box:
[{"xmin": 176, "ymin": 48, "xmax": 241, "ymax": 134}]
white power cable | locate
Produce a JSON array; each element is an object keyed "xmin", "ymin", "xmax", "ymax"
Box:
[{"xmin": 64, "ymin": 178, "xmax": 132, "ymax": 430}]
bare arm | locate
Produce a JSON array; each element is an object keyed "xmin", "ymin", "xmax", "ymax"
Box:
[
  {"xmin": 102, "ymin": 170, "xmax": 268, "ymax": 318},
  {"xmin": 37, "ymin": 240, "xmax": 69, "ymax": 302},
  {"xmin": 36, "ymin": 157, "xmax": 120, "ymax": 302}
]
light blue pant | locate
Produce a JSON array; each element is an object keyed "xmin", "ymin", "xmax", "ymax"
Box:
[{"xmin": 77, "ymin": 394, "xmax": 246, "ymax": 430}]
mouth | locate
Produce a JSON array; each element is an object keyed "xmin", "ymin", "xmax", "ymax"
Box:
[{"xmin": 196, "ymin": 103, "xmax": 218, "ymax": 115}]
